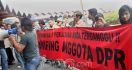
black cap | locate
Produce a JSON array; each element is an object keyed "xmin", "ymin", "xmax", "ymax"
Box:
[
  {"xmin": 95, "ymin": 13, "xmax": 104, "ymax": 21},
  {"xmin": 88, "ymin": 8, "xmax": 97, "ymax": 17}
]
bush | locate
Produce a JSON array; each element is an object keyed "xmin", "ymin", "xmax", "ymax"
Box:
[{"xmin": 104, "ymin": 10, "xmax": 119, "ymax": 24}]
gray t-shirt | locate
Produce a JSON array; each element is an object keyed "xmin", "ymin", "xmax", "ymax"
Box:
[{"xmin": 20, "ymin": 31, "xmax": 39, "ymax": 62}]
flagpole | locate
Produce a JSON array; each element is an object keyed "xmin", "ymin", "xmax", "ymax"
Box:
[{"xmin": 80, "ymin": 0, "xmax": 84, "ymax": 15}]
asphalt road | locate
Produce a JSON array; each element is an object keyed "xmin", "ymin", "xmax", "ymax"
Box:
[{"xmin": 0, "ymin": 63, "xmax": 64, "ymax": 70}]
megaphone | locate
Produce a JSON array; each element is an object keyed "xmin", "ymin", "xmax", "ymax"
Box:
[{"xmin": 0, "ymin": 28, "xmax": 17, "ymax": 40}]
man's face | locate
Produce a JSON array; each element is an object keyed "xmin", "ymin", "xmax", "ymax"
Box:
[
  {"xmin": 15, "ymin": 22, "xmax": 21, "ymax": 28},
  {"xmin": 88, "ymin": 14, "xmax": 94, "ymax": 19},
  {"xmin": 49, "ymin": 20, "xmax": 54, "ymax": 27},
  {"xmin": 121, "ymin": 11, "xmax": 130, "ymax": 22},
  {"xmin": 5, "ymin": 24, "xmax": 11, "ymax": 29},
  {"xmin": 57, "ymin": 21, "xmax": 62, "ymax": 26},
  {"xmin": 17, "ymin": 27, "xmax": 25, "ymax": 36},
  {"xmin": 7, "ymin": 25, "xmax": 11, "ymax": 29},
  {"xmin": 20, "ymin": 26, "xmax": 25, "ymax": 32},
  {"xmin": 74, "ymin": 15, "xmax": 79, "ymax": 22},
  {"xmin": 64, "ymin": 17, "xmax": 68, "ymax": 21},
  {"xmin": 32, "ymin": 21, "xmax": 36, "ymax": 26}
]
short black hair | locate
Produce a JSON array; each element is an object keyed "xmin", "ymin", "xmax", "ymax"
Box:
[
  {"xmin": 21, "ymin": 17, "xmax": 33, "ymax": 31},
  {"xmin": 88, "ymin": 8, "xmax": 98, "ymax": 17}
]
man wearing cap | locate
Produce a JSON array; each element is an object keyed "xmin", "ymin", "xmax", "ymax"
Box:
[
  {"xmin": 53, "ymin": 17, "xmax": 63, "ymax": 28},
  {"xmin": 73, "ymin": 11, "xmax": 86, "ymax": 27}
]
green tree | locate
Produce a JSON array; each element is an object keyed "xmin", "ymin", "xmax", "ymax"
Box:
[{"xmin": 104, "ymin": 10, "xmax": 119, "ymax": 25}]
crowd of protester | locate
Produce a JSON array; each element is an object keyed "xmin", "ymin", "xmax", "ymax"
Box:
[
  {"xmin": 31, "ymin": 5, "xmax": 132, "ymax": 31},
  {"xmin": 0, "ymin": 4, "xmax": 132, "ymax": 70}
]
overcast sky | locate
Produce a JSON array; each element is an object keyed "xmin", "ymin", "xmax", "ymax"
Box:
[{"xmin": 1, "ymin": 0, "xmax": 132, "ymax": 14}]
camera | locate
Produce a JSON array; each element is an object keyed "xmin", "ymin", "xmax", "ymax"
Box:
[{"xmin": 95, "ymin": 13, "xmax": 104, "ymax": 21}]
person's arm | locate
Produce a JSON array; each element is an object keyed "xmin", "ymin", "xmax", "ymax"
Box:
[
  {"xmin": 9, "ymin": 35, "xmax": 25, "ymax": 52},
  {"xmin": 99, "ymin": 17, "xmax": 106, "ymax": 24}
]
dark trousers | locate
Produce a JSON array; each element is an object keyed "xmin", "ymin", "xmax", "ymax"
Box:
[{"xmin": 6, "ymin": 48, "xmax": 14, "ymax": 65}]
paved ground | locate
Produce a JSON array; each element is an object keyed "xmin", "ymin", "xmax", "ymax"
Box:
[
  {"xmin": 0, "ymin": 50, "xmax": 65, "ymax": 70},
  {"xmin": 0, "ymin": 63, "xmax": 64, "ymax": 70},
  {"xmin": 0, "ymin": 54, "xmax": 74, "ymax": 70},
  {"xmin": 0, "ymin": 57, "xmax": 65, "ymax": 70},
  {"xmin": 10, "ymin": 64, "xmax": 63, "ymax": 70}
]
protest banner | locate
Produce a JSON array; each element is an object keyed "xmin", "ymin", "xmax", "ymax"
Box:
[{"xmin": 37, "ymin": 24, "xmax": 132, "ymax": 70}]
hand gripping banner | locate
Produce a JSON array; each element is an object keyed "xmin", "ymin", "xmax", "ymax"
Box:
[{"xmin": 37, "ymin": 24, "xmax": 132, "ymax": 70}]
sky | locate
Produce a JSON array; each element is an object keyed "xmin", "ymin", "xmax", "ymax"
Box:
[{"xmin": 1, "ymin": 0, "xmax": 132, "ymax": 15}]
